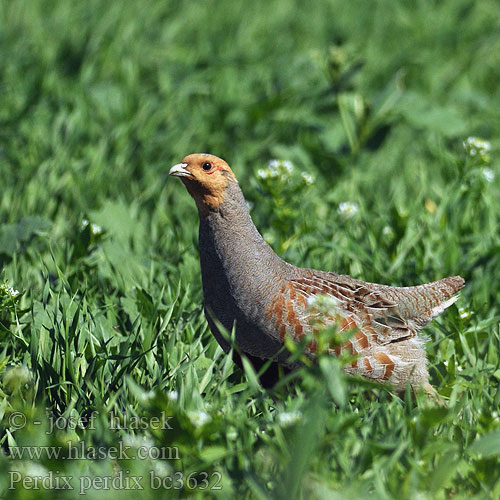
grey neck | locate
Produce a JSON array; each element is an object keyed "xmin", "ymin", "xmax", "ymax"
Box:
[{"xmin": 197, "ymin": 181, "xmax": 290, "ymax": 305}]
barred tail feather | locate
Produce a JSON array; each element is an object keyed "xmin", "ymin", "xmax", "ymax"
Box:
[{"xmin": 431, "ymin": 293, "xmax": 461, "ymax": 319}]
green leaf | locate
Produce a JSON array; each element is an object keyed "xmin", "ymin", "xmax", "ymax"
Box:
[
  {"xmin": 0, "ymin": 216, "xmax": 51, "ymax": 255},
  {"xmin": 429, "ymin": 449, "xmax": 461, "ymax": 493},
  {"xmin": 468, "ymin": 429, "xmax": 500, "ymax": 457},
  {"xmin": 319, "ymin": 356, "xmax": 346, "ymax": 408},
  {"xmin": 241, "ymin": 355, "xmax": 260, "ymax": 392},
  {"xmin": 199, "ymin": 446, "xmax": 228, "ymax": 463}
]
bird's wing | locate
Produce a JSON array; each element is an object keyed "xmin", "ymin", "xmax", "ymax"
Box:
[{"xmin": 283, "ymin": 273, "xmax": 464, "ymax": 346}]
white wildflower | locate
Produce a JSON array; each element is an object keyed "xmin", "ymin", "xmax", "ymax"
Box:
[
  {"xmin": 188, "ymin": 410, "xmax": 211, "ymax": 428},
  {"xmin": 464, "ymin": 136, "xmax": 491, "ymax": 151},
  {"xmin": 382, "ymin": 226, "xmax": 393, "ymax": 237},
  {"xmin": 338, "ymin": 201, "xmax": 359, "ymax": 218},
  {"xmin": 268, "ymin": 159, "xmax": 280, "ymax": 170},
  {"xmin": 167, "ymin": 390, "xmax": 178, "ymax": 402},
  {"xmin": 16, "ymin": 462, "xmax": 49, "ymax": 478},
  {"xmin": 306, "ymin": 294, "xmax": 340, "ymax": 314},
  {"xmin": 482, "ymin": 168, "xmax": 495, "ymax": 183},
  {"xmin": 301, "ymin": 172, "xmax": 314, "ymax": 185},
  {"xmin": 257, "ymin": 159, "xmax": 295, "ymax": 182},
  {"xmin": 4, "ymin": 365, "xmax": 32, "ymax": 386},
  {"xmin": 278, "ymin": 410, "xmax": 302, "ymax": 427},
  {"xmin": 123, "ymin": 434, "xmax": 155, "ymax": 449},
  {"xmin": 457, "ymin": 365, "xmax": 463, "ymax": 372},
  {"xmin": 150, "ymin": 459, "xmax": 172, "ymax": 477},
  {"xmin": 458, "ymin": 307, "xmax": 472, "ymax": 320},
  {"xmin": 281, "ymin": 160, "xmax": 294, "ymax": 174},
  {"xmin": 307, "ymin": 294, "xmax": 338, "ymax": 307},
  {"xmin": 1, "ymin": 283, "xmax": 20, "ymax": 297},
  {"xmin": 463, "ymin": 137, "xmax": 491, "ymax": 160},
  {"xmin": 139, "ymin": 390, "xmax": 155, "ymax": 403},
  {"xmin": 81, "ymin": 219, "xmax": 103, "ymax": 235},
  {"xmin": 90, "ymin": 223, "xmax": 102, "ymax": 235},
  {"xmin": 256, "ymin": 169, "xmax": 269, "ymax": 180},
  {"xmin": 306, "ymin": 295, "xmax": 317, "ymax": 307},
  {"xmin": 226, "ymin": 427, "xmax": 238, "ymax": 440}
]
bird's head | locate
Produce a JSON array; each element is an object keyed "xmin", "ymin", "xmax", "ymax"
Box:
[{"xmin": 169, "ymin": 153, "xmax": 237, "ymax": 215}]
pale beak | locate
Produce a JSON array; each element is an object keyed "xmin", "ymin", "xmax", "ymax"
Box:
[{"xmin": 169, "ymin": 163, "xmax": 193, "ymax": 178}]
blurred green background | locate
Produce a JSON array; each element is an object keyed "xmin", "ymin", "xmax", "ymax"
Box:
[{"xmin": 1, "ymin": 0, "xmax": 500, "ymax": 498}]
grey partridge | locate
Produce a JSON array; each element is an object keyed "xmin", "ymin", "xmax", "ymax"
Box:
[{"xmin": 169, "ymin": 153, "xmax": 464, "ymax": 393}]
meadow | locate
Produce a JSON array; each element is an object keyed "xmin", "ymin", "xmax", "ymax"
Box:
[{"xmin": 1, "ymin": 0, "xmax": 500, "ymax": 498}]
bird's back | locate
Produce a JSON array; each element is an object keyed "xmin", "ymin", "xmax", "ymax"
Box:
[
  {"xmin": 264, "ymin": 269, "xmax": 464, "ymax": 389},
  {"xmin": 266, "ymin": 269, "xmax": 464, "ymax": 348}
]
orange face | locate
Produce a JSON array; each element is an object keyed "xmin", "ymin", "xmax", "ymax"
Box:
[{"xmin": 169, "ymin": 153, "xmax": 237, "ymax": 215}]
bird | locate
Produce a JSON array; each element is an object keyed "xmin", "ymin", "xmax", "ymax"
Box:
[{"xmin": 169, "ymin": 153, "xmax": 464, "ymax": 394}]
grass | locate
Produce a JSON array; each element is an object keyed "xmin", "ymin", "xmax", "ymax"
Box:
[{"xmin": 0, "ymin": 0, "xmax": 500, "ymax": 498}]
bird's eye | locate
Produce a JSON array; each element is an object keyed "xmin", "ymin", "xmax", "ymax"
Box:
[{"xmin": 202, "ymin": 162, "xmax": 212, "ymax": 171}]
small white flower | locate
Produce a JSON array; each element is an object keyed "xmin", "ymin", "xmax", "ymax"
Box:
[
  {"xmin": 482, "ymin": 168, "xmax": 495, "ymax": 183},
  {"xmin": 465, "ymin": 137, "xmax": 491, "ymax": 150},
  {"xmin": 150, "ymin": 459, "xmax": 172, "ymax": 477},
  {"xmin": 4, "ymin": 365, "xmax": 32, "ymax": 390},
  {"xmin": 463, "ymin": 137, "xmax": 491, "ymax": 158},
  {"xmin": 443, "ymin": 360, "xmax": 449, "ymax": 367},
  {"xmin": 261, "ymin": 159, "xmax": 295, "ymax": 181},
  {"xmin": 139, "ymin": 390, "xmax": 155, "ymax": 403},
  {"xmin": 188, "ymin": 410, "xmax": 211, "ymax": 428},
  {"xmin": 338, "ymin": 201, "xmax": 359, "ymax": 218},
  {"xmin": 281, "ymin": 160, "xmax": 294, "ymax": 174},
  {"xmin": 306, "ymin": 293, "xmax": 339, "ymax": 311},
  {"xmin": 17, "ymin": 462, "xmax": 49, "ymax": 477},
  {"xmin": 301, "ymin": 172, "xmax": 314, "ymax": 185},
  {"xmin": 81, "ymin": 219, "xmax": 103, "ymax": 235},
  {"xmin": 123, "ymin": 434, "xmax": 155, "ymax": 449},
  {"xmin": 226, "ymin": 427, "xmax": 238, "ymax": 440},
  {"xmin": 167, "ymin": 390, "xmax": 178, "ymax": 402},
  {"xmin": 382, "ymin": 226, "xmax": 393, "ymax": 236},
  {"xmin": 90, "ymin": 223, "xmax": 102, "ymax": 235},
  {"xmin": 457, "ymin": 365, "xmax": 463, "ymax": 372},
  {"xmin": 268, "ymin": 159, "xmax": 280, "ymax": 170},
  {"xmin": 458, "ymin": 308, "xmax": 472, "ymax": 320},
  {"xmin": 306, "ymin": 295, "xmax": 317, "ymax": 307},
  {"xmin": 1, "ymin": 283, "xmax": 20, "ymax": 297},
  {"xmin": 278, "ymin": 410, "xmax": 302, "ymax": 427}
]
